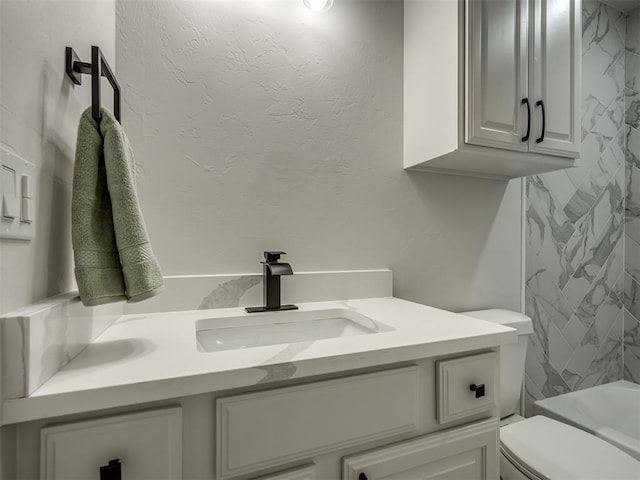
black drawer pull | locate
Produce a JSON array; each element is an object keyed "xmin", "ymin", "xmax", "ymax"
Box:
[
  {"xmin": 521, "ymin": 98, "xmax": 531, "ymax": 142},
  {"xmin": 470, "ymin": 383, "xmax": 485, "ymax": 398},
  {"xmin": 100, "ymin": 459, "xmax": 122, "ymax": 480},
  {"xmin": 536, "ymin": 100, "xmax": 546, "ymax": 143},
  {"xmin": 359, "ymin": 473, "xmax": 369, "ymax": 480}
]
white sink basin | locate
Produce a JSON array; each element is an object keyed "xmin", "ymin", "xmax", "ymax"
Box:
[{"xmin": 196, "ymin": 308, "xmax": 393, "ymax": 352}]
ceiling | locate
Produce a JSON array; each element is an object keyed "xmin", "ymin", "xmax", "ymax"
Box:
[{"xmin": 601, "ymin": 0, "xmax": 639, "ymax": 13}]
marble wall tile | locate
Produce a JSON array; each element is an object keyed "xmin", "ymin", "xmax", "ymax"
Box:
[
  {"xmin": 571, "ymin": 126, "xmax": 614, "ymax": 190},
  {"xmin": 562, "ymin": 238, "xmax": 624, "ymax": 348},
  {"xmin": 625, "ymin": 7, "xmax": 640, "ymax": 386},
  {"xmin": 562, "ymin": 195, "xmax": 624, "ymax": 309},
  {"xmin": 524, "ymin": 334, "xmax": 572, "ymax": 399},
  {"xmin": 538, "ymin": 169, "xmax": 576, "ymax": 208},
  {"xmin": 565, "ymin": 127, "xmax": 624, "ymax": 224},
  {"xmin": 629, "ymin": 125, "xmax": 640, "ymax": 166},
  {"xmin": 591, "ymin": 90, "xmax": 626, "ymax": 146},
  {"xmin": 626, "ymin": 51, "xmax": 640, "ymax": 92},
  {"xmin": 623, "ymin": 309, "xmax": 640, "ymax": 382},
  {"xmin": 627, "ymin": 8, "xmax": 640, "ymax": 55},
  {"xmin": 626, "ymin": 89, "xmax": 640, "ymax": 128},
  {"xmin": 525, "ymin": 287, "xmax": 573, "ymax": 374},
  {"xmin": 572, "ymin": 311, "xmax": 623, "ymax": 390},
  {"xmin": 526, "ymin": 252, "xmax": 574, "ymax": 331},
  {"xmin": 622, "ymin": 272, "xmax": 640, "ymax": 319},
  {"xmin": 526, "ymin": 176, "xmax": 575, "ymax": 285},
  {"xmin": 524, "ymin": 372, "xmax": 545, "ymax": 417},
  {"xmin": 562, "ymin": 292, "xmax": 622, "ymax": 388},
  {"xmin": 563, "ymin": 162, "xmax": 624, "ymax": 278},
  {"xmin": 626, "ymin": 234, "xmax": 640, "ymax": 282},
  {"xmin": 626, "ymin": 128, "xmax": 640, "ymax": 244},
  {"xmin": 582, "ymin": 3, "xmax": 625, "ymax": 111},
  {"xmin": 525, "ymin": 0, "xmax": 632, "ymax": 405}
]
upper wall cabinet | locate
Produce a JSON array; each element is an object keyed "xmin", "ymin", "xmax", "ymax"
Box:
[{"xmin": 404, "ymin": 0, "xmax": 581, "ymax": 180}]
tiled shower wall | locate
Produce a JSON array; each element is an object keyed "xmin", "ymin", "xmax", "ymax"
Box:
[
  {"xmin": 525, "ymin": 1, "xmax": 631, "ymax": 413},
  {"xmin": 624, "ymin": 6, "xmax": 640, "ymax": 383}
]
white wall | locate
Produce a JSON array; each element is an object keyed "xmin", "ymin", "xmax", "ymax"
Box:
[
  {"xmin": 0, "ymin": 0, "xmax": 115, "ymax": 475},
  {"xmin": 117, "ymin": 0, "xmax": 523, "ymax": 313},
  {"xmin": 0, "ymin": 0, "xmax": 115, "ymax": 315}
]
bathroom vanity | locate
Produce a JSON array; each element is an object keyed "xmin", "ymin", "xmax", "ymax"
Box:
[{"xmin": 4, "ymin": 298, "xmax": 515, "ymax": 479}]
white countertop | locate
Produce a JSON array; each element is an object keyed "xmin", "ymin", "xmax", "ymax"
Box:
[{"xmin": 2, "ymin": 297, "xmax": 516, "ymax": 425}]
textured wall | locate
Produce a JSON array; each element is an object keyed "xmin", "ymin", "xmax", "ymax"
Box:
[
  {"xmin": 525, "ymin": 0, "xmax": 630, "ymax": 412},
  {"xmin": 115, "ymin": 0, "xmax": 523, "ymax": 313},
  {"xmin": 0, "ymin": 1, "xmax": 115, "ymax": 315},
  {"xmin": 624, "ymin": 6, "xmax": 640, "ymax": 383}
]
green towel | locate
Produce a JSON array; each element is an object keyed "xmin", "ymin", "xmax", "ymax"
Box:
[{"xmin": 72, "ymin": 107, "xmax": 164, "ymax": 306}]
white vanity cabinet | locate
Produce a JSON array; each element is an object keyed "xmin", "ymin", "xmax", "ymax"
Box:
[
  {"xmin": 404, "ymin": 0, "xmax": 580, "ymax": 179},
  {"xmin": 19, "ymin": 351, "xmax": 500, "ymax": 480}
]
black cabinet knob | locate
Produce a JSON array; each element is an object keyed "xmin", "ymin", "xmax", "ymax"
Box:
[
  {"xmin": 470, "ymin": 383, "xmax": 486, "ymax": 398},
  {"xmin": 100, "ymin": 459, "xmax": 122, "ymax": 480},
  {"xmin": 359, "ymin": 473, "xmax": 369, "ymax": 480}
]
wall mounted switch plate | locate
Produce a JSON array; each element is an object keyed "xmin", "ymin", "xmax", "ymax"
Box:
[{"xmin": 0, "ymin": 147, "xmax": 35, "ymax": 240}]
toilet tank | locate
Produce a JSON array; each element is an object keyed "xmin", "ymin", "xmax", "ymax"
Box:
[{"xmin": 461, "ymin": 309, "xmax": 533, "ymax": 417}]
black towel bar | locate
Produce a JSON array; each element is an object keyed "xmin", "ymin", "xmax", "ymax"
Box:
[{"xmin": 65, "ymin": 46, "xmax": 121, "ymax": 123}]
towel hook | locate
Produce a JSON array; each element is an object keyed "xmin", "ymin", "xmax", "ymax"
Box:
[{"xmin": 65, "ymin": 46, "xmax": 121, "ymax": 124}]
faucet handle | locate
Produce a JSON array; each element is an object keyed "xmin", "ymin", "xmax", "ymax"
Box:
[{"xmin": 264, "ymin": 251, "xmax": 286, "ymax": 262}]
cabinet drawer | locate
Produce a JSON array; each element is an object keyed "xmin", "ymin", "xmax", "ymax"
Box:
[
  {"xmin": 342, "ymin": 419, "xmax": 499, "ymax": 480},
  {"xmin": 217, "ymin": 366, "xmax": 420, "ymax": 479},
  {"xmin": 437, "ymin": 352, "xmax": 498, "ymax": 424},
  {"xmin": 40, "ymin": 407, "xmax": 182, "ymax": 480}
]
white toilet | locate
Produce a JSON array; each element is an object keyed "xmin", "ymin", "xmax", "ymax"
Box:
[{"xmin": 463, "ymin": 309, "xmax": 640, "ymax": 480}]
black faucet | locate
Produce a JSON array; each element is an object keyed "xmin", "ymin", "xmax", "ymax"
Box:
[{"xmin": 246, "ymin": 251, "xmax": 298, "ymax": 313}]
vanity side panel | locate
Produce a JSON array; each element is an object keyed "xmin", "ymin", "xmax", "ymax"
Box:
[{"xmin": 404, "ymin": 0, "xmax": 460, "ymax": 167}]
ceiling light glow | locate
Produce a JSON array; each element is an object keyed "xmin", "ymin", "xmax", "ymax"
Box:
[{"xmin": 303, "ymin": 0, "xmax": 333, "ymax": 13}]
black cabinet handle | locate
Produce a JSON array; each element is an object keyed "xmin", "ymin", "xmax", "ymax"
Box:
[
  {"xmin": 521, "ymin": 98, "xmax": 531, "ymax": 142},
  {"xmin": 470, "ymin": 383, "xmax": 486, "ymax": 398},
  {"xmin": 359, "ymin": 473, "xmax": 369, "ymax": 480},
  {"xmin": 536, "ymin": 100, "xmax": 545, "ymax": 144},
  {"xmin": 100, "ymin": 459, "xmax": 122, "ymax": 480}
]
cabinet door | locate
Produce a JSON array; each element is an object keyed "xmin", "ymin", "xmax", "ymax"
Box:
[
  {"xmin": 40, "ymin": 407, "xmax": 182, "ymax": 480},
  {"xmin": 529, "ymin": 0, "xmax": 580, "ymax": 157},
  {"xmin": 342, "ymin": 420, "xmax": 498, "ymax": 480},
  {"xmin": 466, "ymin": 0, "xmax": 529, "ymax": 152}
]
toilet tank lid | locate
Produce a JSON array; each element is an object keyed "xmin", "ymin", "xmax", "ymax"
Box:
[
  {"xmin": 501, "ymin": 416, "xmax": 640, "ymax": 480},
  {"xmin": 460, "ymin": 309, "xmax": 533, "ymax": 335}
]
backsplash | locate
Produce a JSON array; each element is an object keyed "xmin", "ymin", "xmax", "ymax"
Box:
[
  {"xmin": 1, "ymin": 293, "xmax": 122, "ymax": 399},
  {"xmin": 122, "ymin": 270, "xmax": 392, "ymax": 314},
  {"xmin": 624, "ymin": 6, "xmax": 640, "ymax": 383},
  {"xmin": 524, "ymin": 0, "xmax": 630, "ymax": 412}
]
